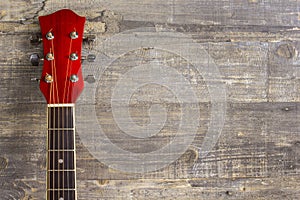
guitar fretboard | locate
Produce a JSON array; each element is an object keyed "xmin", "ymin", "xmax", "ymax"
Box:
[{"xmin": 47, "ymin": 104, "xmax": 76, "ymax": 200}]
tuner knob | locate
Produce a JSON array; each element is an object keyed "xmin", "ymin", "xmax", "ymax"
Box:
[
  {"xmin": 85, "ymin": 75, "xmax": 96, "ymax": 83},
  {"xmin": 30, "ymin": 53, "xmax": 43, "ymax": 66},
  {"xmin": 83, "ymin": 35, "xmax": 96, "ymax": 43},
  {"xmin": 81, "ymin": 54, "xmax": 96, "ymax": 62},
  {"xmin": 31, "ymin": 77, "xmax": 40, "ymax": 83},
  {"xmin": 30, "ymin": 33, "xmax": 42, "ymax": 45}
]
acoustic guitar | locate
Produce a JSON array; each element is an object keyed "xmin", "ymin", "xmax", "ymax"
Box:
[{"xmin": 36, "ymin": 9, "xmax": 85, "ymax": 200}]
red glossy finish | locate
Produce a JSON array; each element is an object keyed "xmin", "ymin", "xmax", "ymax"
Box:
[{"xmin": 39, "ymin": 9, "xmax": 85, "ymax": 104}]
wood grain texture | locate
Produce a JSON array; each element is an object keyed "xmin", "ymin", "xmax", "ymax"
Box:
[{"xmin": 0, "ymin": 0, "xmax": 299, "ymax": 199}]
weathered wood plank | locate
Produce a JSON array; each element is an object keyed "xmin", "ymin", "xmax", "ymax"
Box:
[
  {"xmin": 1, "ymin": 0, "xmax": 299, "ymax": 27},
  {"xmin": 1, "ymin": 39, "xmax": 300, "ymax": 103},
  {"xmin": 0, "ymin": 102, "xmax": 299, "ymax": 198}
]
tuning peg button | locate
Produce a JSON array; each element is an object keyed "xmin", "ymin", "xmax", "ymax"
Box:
[
  {"xmin": 30, "ymin": 53, "xmax": 44, "ymax": 66},
  {"xmin": 30, "ymin": 53, "xmax": 41, "ymax": 66},
  {"xmin": 31, "ymin": 78, "xmax": 40, "ymax": 83},
  {"xmin": 30, "ymin": 34, "xmax": 43, "ymax": 45},
  {"xmin": 83, "ymin": 35, "xmax": 96, "ymax": 43},
  {"xmin": 81, "ymin": 54, "xmax": 96, "ymax": 62},
  {"xmin": 85, "ymin": 75, "xmax": 96, "ymax": 83}
]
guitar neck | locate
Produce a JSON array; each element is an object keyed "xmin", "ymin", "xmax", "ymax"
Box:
[{"xmin": 47, "ymin": 104, "xmax": 77, "ymax": 200}]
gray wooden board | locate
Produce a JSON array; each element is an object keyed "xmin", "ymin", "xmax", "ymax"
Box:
[{"xmin": 0, "ymin": 0, "xmax": 300, "ymax": 199}]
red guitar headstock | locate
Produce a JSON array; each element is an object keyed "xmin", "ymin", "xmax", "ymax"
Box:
[{"xmin": 38, "ymin": 9, "xmax": 85, "ymax": 104}]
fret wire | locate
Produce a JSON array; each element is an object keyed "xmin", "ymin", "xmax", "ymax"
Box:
[
  {"xmin": 48, "ymin": 103, "xmax": 75, "ymax": 107},
  {"xmin": 47, "ymin": 149, "xmax": 75, "ymax": 151},
  {"xmin": 47, "ymin": 190, "xmax": 76, "ymax": 200},
  {"xmin": 48, "ymin": 128, "xmax": 75, "ymax": 130},
  {"xmin": 47, "ymin": 189, "xmax": 76, "ymax": 191},
  {"xmin": 48, "ymin": 169, "xmax": 75, "ymax": 172}
]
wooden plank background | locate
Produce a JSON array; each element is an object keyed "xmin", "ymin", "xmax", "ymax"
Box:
[{"xmin": 0, "ymin": 0, "xmax": 300, "ymax": 199}]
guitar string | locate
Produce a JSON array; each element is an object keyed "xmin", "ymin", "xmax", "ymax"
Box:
[
  {"xmin": 67, "ymin": 32, "xmax": 73, "ymax": 200},
  {"xmin": 50, "ymin": 37, "xmax": 61, "ymax": 200},
  {"xmin": 50, "ymin": 40, "xmax": 57, "ymax": 200},
  {"xmin": 63, "ymin": 31, "xmax": 73, "ymax": 103},
  {"xmin": 68, "ymin": 106, "xmax": 70, "ymax": 199},
  {"xmin": 48, "ymin": 43, "xmax": 55, "ymax": 200},
  {"xmin": 63, "ymin": 13, "xmax": 72, "ymax": 200},
  {"xmin": 64, "ymin": 28, "xmax": 76, "ymax": 199},
  {"xmin": 48, "ymin": 45, "xmax": 52, "ymax": 200},
  {"xmin": 64, "ymin": 29, "xmax": 75, "ymax": 199},
  {"xmin": 46, "ymin": 27, "xmax": 53, "ymax": 200},
  {"xmin": 52, "ymin": 45, "xmax": 58, "ymax": 200},
  {"xmin": 63, "ymin": 107, "xmax": 70, "ymax": 200},
  {"xmin": 49, "ymin": 49, "xmax": 55, "ymax": 200},
  {"xmin": 67, "ymin": 31, "xmax": 74, "ymax": 199},
  {"xmin": 47, "ymin": 105, "xmax": 52, "ymax": 200},
  {"xmin": 61, "ymin": 105, "xmax": 64, "ymax": 199}
]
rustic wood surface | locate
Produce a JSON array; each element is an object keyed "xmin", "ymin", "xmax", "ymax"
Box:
[{"xmin": 0, "ymin": 0, "xmax": 300, "ymax": 199}]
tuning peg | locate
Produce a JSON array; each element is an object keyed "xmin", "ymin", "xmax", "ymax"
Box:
[
  {"xmin": 85, "ymin": 75, "xmax": 96, "ymax": 83},
  {"xmin": 31, "ymin": 77, "xmax": 40, "ymax": 83},
  {"xmin": 83, "ymin": 35, "xmax": 96, "ymax": 44},
  {"xmin": 30, "ymin": 33, "xmax": 43, "ymax": 45},
  {"xmin": 30, "ymin": 53, "xmax": 44, "ymax": 66},
  {"xmin": 81, "ymin": 54, "xmax": 96, "ymax": 62}
]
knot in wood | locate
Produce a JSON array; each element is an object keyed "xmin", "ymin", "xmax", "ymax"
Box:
[
  {"xmin": 0, "ymin": 157, "xmax": 8, "ymax": 171},
  {"xmin": 276, "ymin": 43, "xmax": 296, "ymax": 59}
]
